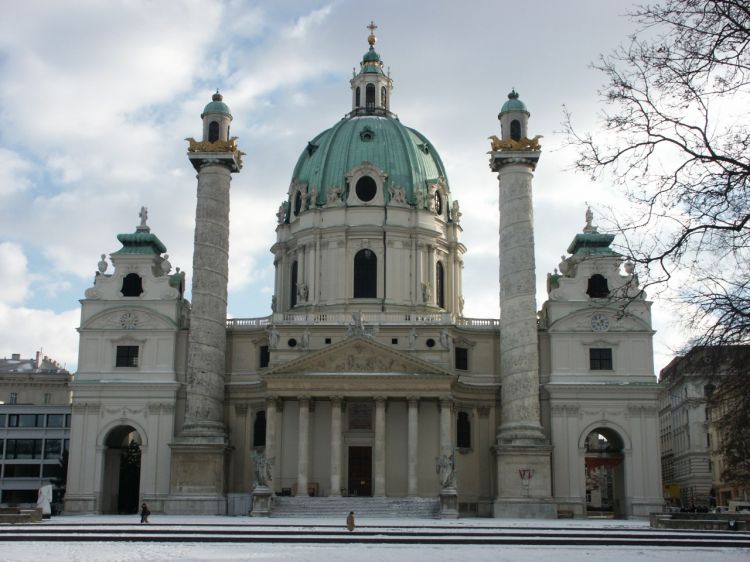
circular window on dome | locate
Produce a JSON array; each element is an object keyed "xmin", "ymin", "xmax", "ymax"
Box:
[
  {"xmin": 434, "ymin": 192, "xmax": 443, "ymax": 215},
  {"xmin": 355, "ymin": 176, "xmax": 377, "ymax": 202}
]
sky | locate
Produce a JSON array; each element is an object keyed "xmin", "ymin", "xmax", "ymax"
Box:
[{"xmin": 0, "ymin": 0, "xmax": 688, "ymax": 372}]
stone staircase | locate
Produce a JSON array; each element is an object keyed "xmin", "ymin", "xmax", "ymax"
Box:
[{"xmin": 269, "ymin": 496, "xmax": 441, "ymax": 519}]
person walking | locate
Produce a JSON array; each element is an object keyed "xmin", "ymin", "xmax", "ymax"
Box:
[
  {"xmin": 140, "ymin": 502, "xmax": 150, "ymax": 524},
  {"xmin": 346, "ymin": 511, "xmax": 355, "ymax": 532}
]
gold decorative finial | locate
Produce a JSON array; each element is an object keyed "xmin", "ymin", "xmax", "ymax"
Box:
[{"xmin": 367, "ymin": 20, "xmax": 378, "ymax": 46}]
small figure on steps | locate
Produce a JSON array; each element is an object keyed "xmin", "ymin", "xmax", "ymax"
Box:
[{"xmin": 346, "ymin": 511, "xmax": 355, "ymax": 532}]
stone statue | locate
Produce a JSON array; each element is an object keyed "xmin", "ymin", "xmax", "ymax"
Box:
[
  {"xmin": 271, "ymin": 295, "xmax": 277, "ymax": 313},
  {"xmin": 421, "ymin": 282, "xmax": 433, "ymax": 303},
  {"xmin": 451, "ymin": 200, "xmax": 462, "ymax": 224},
  {"xmin": 326, "ymin": 187, "xmax": 342, "ymax": 206},
  {"xmin": 251, "ymin": 450, "xmax": 273, "ymax": 488},
  {"xmin": 97, "ymin": 254, "xmax": 108, "ymax": 274},
  {"xmin": 276, "ymin": 201, "xmax": 289, "ymax": 225},
  {"xmin": 440, "ymin": 329, "xmax": 450, "ymax": 350},
  {"xmin": 301, "ymin": 328, "xmax": 310, "ymax": 349},
  {"xmin": 408, "ymin": 327, "xmax": 417, "ymax": 350},
  {"xmin": 458, "ymin": 295, "xmax": 465, "ymax": 315},
  {"xmin": 347, "ymin": 311, "xmax": 366, "ymax": 336},
  {"xmin": 160, "ymin": 254, "xmax": 172, "ymax": 275},
  {"xmin": 583, "ymin": 205, "xmax": 597, "ymax": 233},
  {"xmin": 416, "ymin": 189, "xmax": 424, "ymax": 209},
  {"xmin": 267, "ymin": 325, "xmax": 280, "ymax": 349},
  {"xmin": 435, "ymin": 452, "xmax": 456, "ymax": 489},
  {"xmin": 139, "ymin": 206, "xmax": 148, "ymax": 227},
  {"xmin": 388, "ymin": 185, "xmax": 406, "ymax": 205}
]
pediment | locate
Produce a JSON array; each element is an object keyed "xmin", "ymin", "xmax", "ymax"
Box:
[
  {"xmin": 548, "ymin": 309, "xmax": 650, "ymax": 333},
  {"xmin": 265, "ymin": 335, "xmax": 454, "ymax": 376},
  {"xmin": 83, "ymin": 307, "xmax": 177, "ymax": 331}
]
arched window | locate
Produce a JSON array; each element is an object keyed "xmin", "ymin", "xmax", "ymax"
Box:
[
  {"xmin": 354, "ymin": 249, "xmax": 377, "ymax": 298},
  {"xmin": 510, "ymin": 119, "xmax": 521, "ymax": 141},
  {"xmin": 294, "ymin": 191, "xmax": 303, "ymax": 216},
  {"xmin": 121, "ymin": 273, "xmax": 143, "ymax": 297},
  {"xmin": 366, "ymin": 84, "xmax": 375, "ymax": 111},
  {"xmin": 436, "ymin": 261, "xmax": 445, "ymax": 308},
  {"xmin": 381, "ymin": 86, "xmax": 387, "ymax": 109},
  {"xmin": 457, "ymin": 411, "xmax": 471, "ymax": 448},
  {"xmin": 355, "ymin": 87, "xmax": 361, "ymax": 107},
  {"xmin": 587, "ymin": 274, "xmax": 610, "ymax": 298},
  {"xmin": 290, "ymin": 261, "xmax": 298, "ymax": 307},
  {"xmin": 253, "ymin": 411, "xmax": 266, "ymax": 447},
  {"xmin": 208, "ymin": 121, "xmax": 220, "ymax": 142}
]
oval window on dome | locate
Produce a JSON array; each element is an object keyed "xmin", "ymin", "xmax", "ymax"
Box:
[
  {"xmin": 434, "ymin": 192, "xmax": 443, "ymax": 215},
  {"xmin": 355, "ymin": 176, "xmax": 377, "ymax": 202}
]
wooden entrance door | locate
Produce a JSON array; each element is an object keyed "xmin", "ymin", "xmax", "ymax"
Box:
[{"xmin": 347, "ymin": 446, "xmax": 372, "ymax": 496}]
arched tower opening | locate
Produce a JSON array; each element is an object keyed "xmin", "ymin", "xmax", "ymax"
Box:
[
  {"xmin": 584, "ymin": 427, "xmax": 625, "ymax": 518},
  {"xmin": 101, "ymin": 425, "xmax": 142, "ymax": 514},
  {"xmin": 121, "ymin": 273, "xmax": 143, "ymax": 297}
]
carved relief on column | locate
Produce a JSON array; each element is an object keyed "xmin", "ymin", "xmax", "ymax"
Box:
[
  {"xmin": 374, "ymin": 396, "xmax": 387, "ymax": 497},
  {"xmin": 330, "ymin": 396, "xmax": 343, "ymax": 497},
  {"xmin": 265, "ymin": 396, "xmax": 279, "ymax": 487},
  {"xmin": 407, "ymin": 396, "xmax": 419, "ymax": 496}
]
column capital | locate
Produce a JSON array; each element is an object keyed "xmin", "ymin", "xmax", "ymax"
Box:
[
  {"xmin": 374, "ymin": 396, "xmax": 387, "ymax": 405},
  {"xmin": 407, "ymin": 396, "xmax": 420, "ymax": 406},
  {"xmin": 265, "ymin": 396, "xmax": 280, "ymax": 409},
  {"xmin": 439, "ymin": 397, "xmax": 453, "ymax": 409},
  {"xmin": 299, "ymin": 395, "xmax": 311, "ymax": 405},
  {"xmin": 234, "ymin": 403, "xmax": 249, "ymax": 416},
  {"xmin": 330, "ymin": 396, "xmax": 343, "ymax": 406}
]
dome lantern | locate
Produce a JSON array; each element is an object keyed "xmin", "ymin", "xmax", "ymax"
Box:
[
  {"xmin": 201, "ymin": 90, "xmax": 233, "ymax": 143},
  {"xmin": 350, "ymin": 21, "xmax": 393, "ymax": 116},
  {"xmin": 498, "ymin": 89, "xmax": 529, "ymax": 142}
]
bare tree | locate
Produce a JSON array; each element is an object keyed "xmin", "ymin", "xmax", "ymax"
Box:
[
  {"xmin": 565, "ymin": 0, "xmax": 750, "ymax": 487},
  {"xmin": 565, "ymin": 0, "xmax": 749, "ymax": 327}
]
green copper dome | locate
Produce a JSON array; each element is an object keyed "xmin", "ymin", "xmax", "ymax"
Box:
[
  {"xmin": 289, "ymin": 115, "xmax": 449, "ymax": 208},
  {"xmin": 202, "ymin": 91, "xmax": 231, "ymax": 117},
  {"xmin": 500, "ymin": 89, "xmax": 528, "ymax": 114}
]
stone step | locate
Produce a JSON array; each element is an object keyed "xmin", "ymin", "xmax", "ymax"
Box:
[{"xmin": 269, "ymin": 496, "xmax": 441, "ymax": 518}]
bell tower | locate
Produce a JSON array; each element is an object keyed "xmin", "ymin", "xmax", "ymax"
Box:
[
  {"xmin": 167, "ymin": 91, "xmax": 242, "ymax": 515},
  {"xmin": 489, "ymin": 90, "xmax": 555, "ymax": 518}
]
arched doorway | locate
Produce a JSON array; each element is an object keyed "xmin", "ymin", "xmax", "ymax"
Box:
[
  {"xmin": 584, "ymin": 427, "xmax": 625, "ymax": 518},
  {"xmin": 101, "ymin": 425, "xmax": 142, "ymax": 514}
]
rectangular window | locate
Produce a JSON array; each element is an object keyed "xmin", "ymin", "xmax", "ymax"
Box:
[
  {"xmin": 47, "ymin": 414, "xmax": 64, "ymax": 428},
  {"xmin": 9, "ymin": 392, "xmax": 17, "ymax": 404},
  {"xmin": 42, "ymin": 464, "xmax": 62, "ymax": 478},
  {"xmin": 259, "ymin": 345, "xmax": 270, "ymax": 368},
  {"xmin": 115, "ymin": 345, "xmax": 139, "ymax": 367},
  {"xmin": 455, "ymin": 347, "xmax": 469, "ymax": 371},
  {"xmin": 0, "ymin": 414, "xmax": 5, "ymax": 427},
  {"xmin": 44, "ymin": 439, "xmax": 63, "ymax": 459},
  {"xmin": 65, "ymin": 414, "xmax": 71, "ymax": 428},
  {"xmin": 3, "ymin": 464, "xmax": 40, "ymax": 478},
  {"xmin": 6, "ymin": 439, "xmax": 43, "ymax": 459},
  {"xmin": 589, "ymin": 348, "xmax": 613, "ymax": 370}
]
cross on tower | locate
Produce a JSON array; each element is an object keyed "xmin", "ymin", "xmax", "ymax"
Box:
[{"xmin": 367, "ymin": 21, "xmax": 378, "ymax": 35}]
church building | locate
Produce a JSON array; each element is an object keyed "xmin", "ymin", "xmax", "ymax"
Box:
[{"xmin": 64, "ymin": 26, "xmax": 663, "ymax": 518}]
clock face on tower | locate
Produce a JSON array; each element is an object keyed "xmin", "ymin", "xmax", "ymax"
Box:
[{"xmin": 591, "ymin": 313, "xmax": 609, "ymax": 332}]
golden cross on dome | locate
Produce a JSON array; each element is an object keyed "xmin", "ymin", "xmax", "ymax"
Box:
[{"xmin": 367, "ymin": 21, "xmax": 378, "ymax": 45}]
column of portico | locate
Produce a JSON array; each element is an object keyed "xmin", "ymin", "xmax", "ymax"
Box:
[
  {"xmin": 374, "ymin": 397, "xmax": 387, "ymax": 496},
  {"xmin": 265, "ymin": 397, "xmax": 278, "ymax": 487},
  {"xmin": 440, "ymin": 398, "xmax": 452, "ymax": 455},
  {"xmin": 297, "ymin": 396, "xmax": 310, "ymax": 495},
  {"xmin": 330, "ymin": 397, "xmax": 342, "ymax": 497},
  {"xmin": 407, "ymin": 397, "xmax": 419, "ymax": 496}
]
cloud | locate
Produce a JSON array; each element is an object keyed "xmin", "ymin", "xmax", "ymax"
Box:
[
  {"xmin": 0, "ymin": 302, "xmax": 79, "ymax": 370},
  {"xmin": 0, "ymin": 243, "xmax": 30, "ymax": 304},
  {"xmin": 0, "ymin": 149, "xmax": 33, "ymax": 199}
]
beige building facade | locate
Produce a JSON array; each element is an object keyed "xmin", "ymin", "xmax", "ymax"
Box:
[{"xmin": 64, "ymin": 29, "xmax": 663, "ymax": 518}]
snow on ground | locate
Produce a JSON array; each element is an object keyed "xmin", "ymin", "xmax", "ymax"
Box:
[{"xmin": 0, "ymin": 516, "xmax": 747, "ymax": 562}]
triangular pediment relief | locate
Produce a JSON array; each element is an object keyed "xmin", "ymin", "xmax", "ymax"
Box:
[
  {"xmin": 265, "ymin": 335, "xmax": 454, "ymax": 376},
  {"xmin": 548, "ymin": 308, "xmax": 651, "ymax": 333},
  {"xmin": 83, "ymin": 307, "xmax": 177, "ymax": 331}
]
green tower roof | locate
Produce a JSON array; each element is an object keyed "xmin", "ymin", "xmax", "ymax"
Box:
[
  {"xmin": 202, "ymin": 91, "xmax": 231, "ymax": 117},
  {"xmin": 500, "ymin": 89, "xmax": 528, "ymax": 114},
  {"xmin": 112, "ymin": 227, "xmax": 167, "ymax": 256}
]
